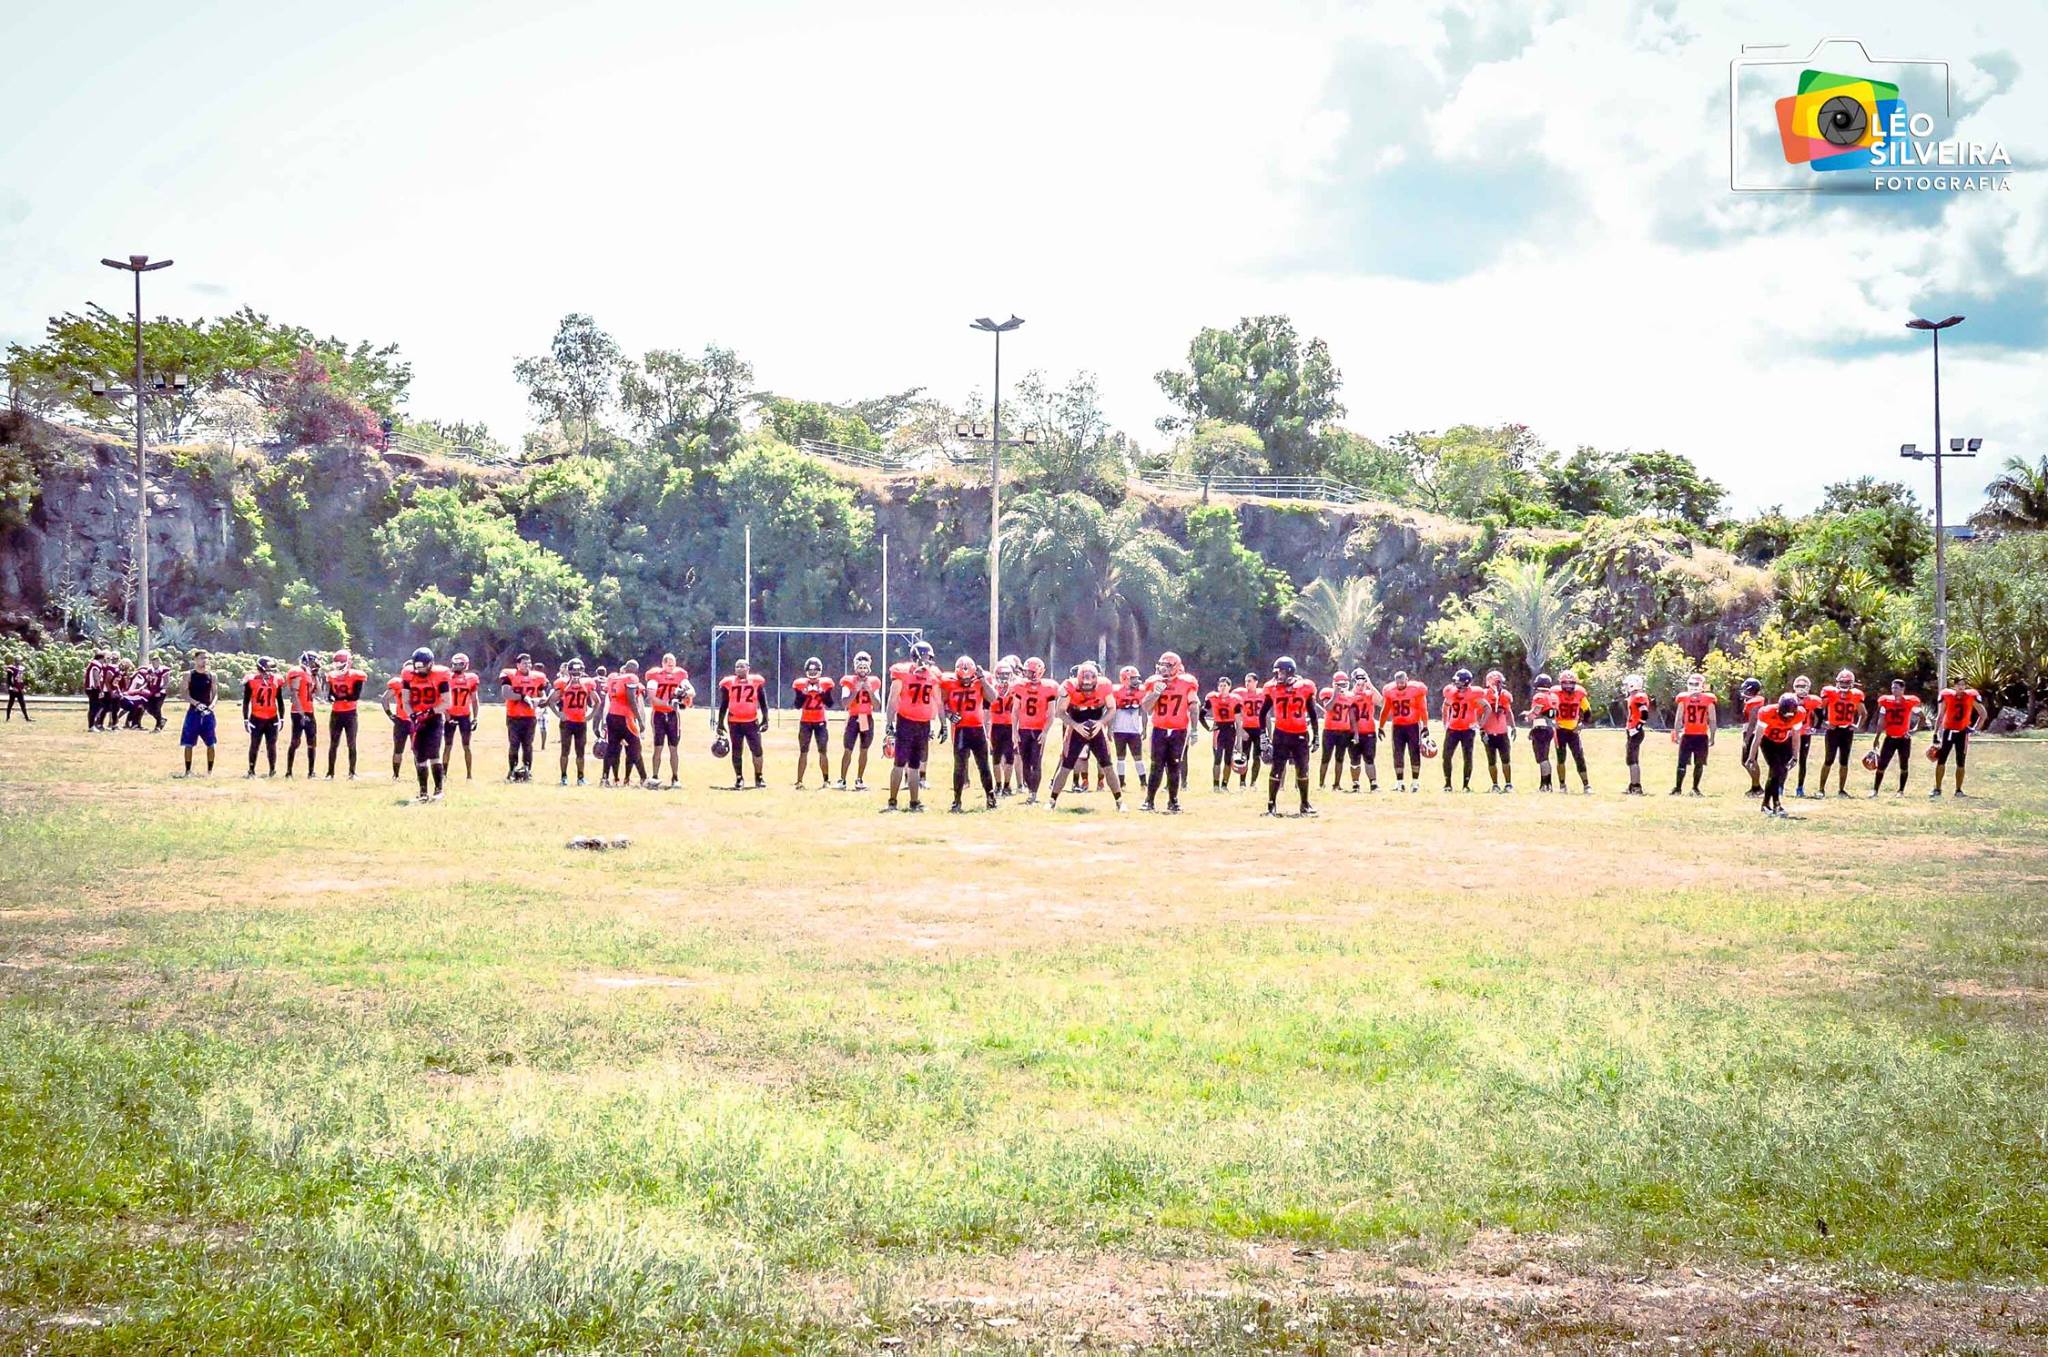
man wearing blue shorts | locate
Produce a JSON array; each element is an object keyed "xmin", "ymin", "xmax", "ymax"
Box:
[{"xmin": 176, "ymin": 651, "xmax": 219, "ymax": 776}]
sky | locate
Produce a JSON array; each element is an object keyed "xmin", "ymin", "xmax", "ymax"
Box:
[{"xmin": 2, "ymin": 0, "xmax": 2041, "ymax": 514}]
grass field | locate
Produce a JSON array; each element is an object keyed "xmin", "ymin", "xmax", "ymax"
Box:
[{"xmin": 2, "ymin": 704, "xmax": 2045, "ymax": 1354}]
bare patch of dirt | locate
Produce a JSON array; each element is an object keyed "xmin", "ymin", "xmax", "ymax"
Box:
[{"xmin": 808, "ymin": 1231, "xmax": 2048, "ymax": 1354}]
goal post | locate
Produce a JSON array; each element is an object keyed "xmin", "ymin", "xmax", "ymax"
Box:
[{"xmin": 707, "ymin": 625, "xmax": 927, "ymax": 710}]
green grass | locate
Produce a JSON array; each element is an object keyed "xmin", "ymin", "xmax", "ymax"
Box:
[{"xmin": 1, "ymin": 716, "xmax": 2044, "ymax": 1351}]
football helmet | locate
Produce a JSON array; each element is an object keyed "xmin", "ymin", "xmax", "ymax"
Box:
[
  {"xmin": 1454, "ymin": 667, "xmax": 1473, "ymax": 685},
  {"xmin": 1741, "ymin": 677, "xmax": 1762, "ymax": 697},
  {"xmin": 804, "ymin": 656, "xmax": 823, "ymax": 676},
  {"xmin": 410, "ymin": 647, "xmax": 434, "ymax": 673},
  {"xmin": 451, "ymin": 653, "xmax": 469, "ymax": 672},
  {"xmin": 1273, "ymin": 656, "xmax": 1297, "ymax": 679}
]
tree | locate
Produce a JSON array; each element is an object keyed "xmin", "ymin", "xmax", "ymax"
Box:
[
  {"xmin": 1477, "ymin": 555, "xmax": 1576, "ymax": 687},
  {"xmin": 1182, "ymin": 419, "xmax": 1266, "ymax": 502},
  {"xmin": 761, "ymin": 397, "xmax": 880, "ymax": 452},
  {"xmin": 992, "ymin": 491, "xmax": 1100, "ymax": 664},
  {"xmin": 1168, "ymin": 506, "xmax": 1292, "ymax": 677},
  {"xmin": 1539, "ymin": 445, "xmax": 1630, "ymax": 518},
  {"xmin": 1154, "ymin": 316, "xmax": 1343, "ymax": 476},
  {"xmin": 1396, "ymin": 424, "xmax": 1543, "ymax": 520},
  {"xmin": 1975, "ymin": 454, "xmax": 2048, "ymax": 532},
  {"xmin": 1618, "ymin": 450, "xmax": 1726, "ymax": 530},
  {"xmin": 272, "ymin": 351, "xmax": 382, "ymax": 448},
  {"xmin": 196, "ymin": 389, "xmax": 269, "ymax": 454},
  {"xmin": 514, "ymin": 314, "xmax": 622, "ymax": 453},
  {"xmin": 374, "ymin": 488, "xmax": 600, "ymax": 669},
  {"xmin": 1287, "ymin": 576, "xmax": 1381, "ymax": 669},
  {"xmin": 4, "ymin": 304, "xmax": 409, "ymax": 443},
  {"xmin": 1929, "ymin": 533, "xmax": 2048, "ymax": 716},
  {"xmin": 619, "ymin": 344, "xmax": 756, "ymax": 460},
  {"xmin": 1008, "ymin": 370, "xmax": 1133, "ymax": 502}
]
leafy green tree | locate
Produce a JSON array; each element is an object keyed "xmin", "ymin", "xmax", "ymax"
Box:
[
  {"xmin": 4, "ymin": 304, "xmax": 409, "ymax": 443},
  {"xmin": 1180, "ymin": 419, "xmax": 1266, "ymax": 503},
  {"xmin": 1477, "ymin": 555, "xmax": 1576, "ymax": 687},
  {"xmin": 1735, "ymin": 616, "xmax": 1855, "ymax": 702},
  {"xmin": 1723, "ymin": 506, "xmax": 1795, "ymax": 565},
  {"xmin": 514, "ymin": 314, "xmax": 623, "ymax": 454},
  {"xmin": 990, "ymin": 490, "xmax": 1099, "ymax": 664},
  {"xmin": 761, "ymin": 397, "xmax": 880, "ymax": 452},
  {"xmin": 1539, "ymin": 445, "xmax": 1630, "ymax": 518},
  {"xmin": 1008, "ymin": 370, "xmax": 1132, "ymax": 503},
  {"xmin": 1974, "ymin": 454, "xmax": 2048, "ymax": 532},
  {"xmin": 1618, "ymin": 450, "xmax": 1726, "ymax": 529},
  {"xmin": 1167, "ymin": 506, "xmax": 1291, "ymax": 677},
  {"xmin": 374, "ymin": 488, "xmax": 599, "ymax": 669},
  {"xmin": 1321, "ymin": 428, "xmax": 1414, "ymax": 500},
  {"xmin": 1287, "ymin": 576, "xmax": 1381, "ymax": 670},
  {"xmin": 1395, "ymin": 424, "xmax": 1542, "ymax": 520},
  {"xmin": 619, "ymin": 345, "xmax": 755, "ymax": 460},
  {"xmin": 1154, "ymin": 316, "xmax": 1343, "ymax": 476},
  {"xmin": 1927, "ymin": 533, "xmax": 2048, "ymax": 715}
]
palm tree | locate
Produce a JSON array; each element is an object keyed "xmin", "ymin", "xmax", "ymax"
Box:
[
  {"xmin": 1287, "ymin": 576, "xmax": 1381, "ymax": 669},
  {"xmin": 996, "ymin": 490, "xmax": 1098, "ymax": 665},
  {"xmin": 1090, "ymin": 509, "xmax": 1184, "ymax": 662},
  {"xmin": 1976, "ymin": 454, "xmax": 2048, "ymax": 532},
  {"xmin": 1479, "ymin": 555, "xmax": 1575, "ymax": 686}
]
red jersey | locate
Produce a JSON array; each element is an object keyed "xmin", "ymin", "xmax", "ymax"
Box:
[
  {"xmin": 1234, "ymin": 686, "xmax": 1264, "ymax": 731},
  {"xmin": 939, "ymin": 672, "xmax": 989, "ymax": 727},
  {"xmin": 1553, "ymin": 683, "xmax": 1593, "ymax": 729},
  {"xmin": 554, "ymin": 675, "xmax": 596, "ymax": 724},
  {"xmin": 1441, "ymin": 683, "xmax": 1486, "ymax": 731},
  {"xmin": 1675, "ymin": 692, "xmax": 1717, "ymax": 737},
  {"xmin": 1381, "ymin": 680, "xmax": 1428, "ymax": 727},
  {"xmin": 1820, "ymin": 684, "xmax": 1866, "ymax": 729},
  {"xmin": 500, "ymin": 668, "xmax": 547, "ymax": 719},
  {"xmin": 1147, "ymin": 673, "xmax": 1201, "ymax": 731},
  {"xmin": 1012, "ymin": 677, "xmax": 1058, "ymax": 731},
  {"xmin": 1480, "ymin": 686, "xmax": 1514, "ymax": 736},
  {"xmin": 1877, "ymin": 693, "xmax": 1921, "ymax": 738},
  {"xmin": 245, "ymin": 672, "xmax": 284, "ymax": 720},
  {"xmin": 1938, "ymin": 687, "xmax": 1980, "ymax": 731},
  {"xmin": 448, "ymin": 671, "xmax": 480, "ymax": 718},
  {"xmin": 1060, "ymin": 677, "xmax": 1114, "ymax": 723},
  {"xmin": 1756, "ymin": 707, "xmax": 1805, "ymax": 744},
  {"xmin": 327, "ymin": 667, "xmax": 368, "ymax": 712},
  {"xmin": 1528, "ymin": 688, "xmax": 1558, "ymax": 724},
  {"xmin": 646, "ymin": 664, "xmax": 692, "ymax": 713},
  {"xmin": 384, "ymin": 675, "xmax": 404, "ymax": 716},
  {"xmin": 1262, "ymin": 677, "xmax": 1317, "ymax": 735},
  {"xmin": 791, "ymin": 675, "xmax": 835, "ymax": 723},
  {"xmin": 989, "ymin": 683, "xmax": 1016, "ymax": 726},
  {"xmin": 1799, "ymin": 693, "xmax": 1826, "ymax": 729},
  {"xmin": 399, "ymin": 664, "xmax": 452, "ymax": 720},
  {"xmin": 1206, "ymin": 688, "xmax": 1242, "ymax": 728},
  {"xmin": 282, "ymin": 666, "xmax": 316, "ymax": 713},
  {"xmin": 1742, "ymin": 694, "xmax": 1766, "ymax": 725},
  {"xmin": 604, "ymin": 672, "xmax": 641, "ymax": 718},
  {"xmin": 893, "ymin": 663, "xmax": 942, "ymax": 723},
  {"xmin": 841, "ymin": 673, "xmax": 882, "ymax": 720},
  {"xmin": 1321, "ymin": 686, "xmax": 1355, "ymax": 733},
  {"xmin": 1351, "ymin": 685, "xmax": 1381, "ymax": 735},
  {"xmin": 1625, "ymin": 691, "xmax": 1653, "ymax": 732},
  {"xmin": 720, "ymin": 674, "xmax": 766, "ymax": 722},
  {"xmin": 1112, "ymin": 681, "xmax": 1145, "ymax": 714}
]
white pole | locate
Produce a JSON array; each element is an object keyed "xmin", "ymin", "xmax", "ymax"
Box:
[
  {"xmin": 880, "ymin": 533, "xmax": 890, "ymax": 664},
  {"xmin": 743, "ymin": 524, "xmax": 752, "ymax": 666}
]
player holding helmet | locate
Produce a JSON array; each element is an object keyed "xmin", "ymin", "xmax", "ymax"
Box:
[
  {"xmin": 1869, "ymin": 678, "xmax": 1922, "ymax": 796},
  {"xmin": 715, "ymin": 658, "xmax": 769, "ymax": 789},
  {"xmin": 1045, "ymin": 661, "xmax": 1122, "ymax": 811},
  {"xmin": 1379, "ymin": 670, "xmax": 1429, "ymax": 793},
  {"xmin": 645, "ymin": 653, "xmax": 694, "ymax": 787}
]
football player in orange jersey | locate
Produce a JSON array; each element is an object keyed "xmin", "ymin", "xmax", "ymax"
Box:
[
  {"xmin": 1789, "ymin": 676, "xmax": 1825, "ymax": 797},
  {"xmin": 938, "ymin": 655, "xmax": 998, "ymax": 812},
  {"xmin": 837, "ymin": 651, "xmax": 883, "ymax": 791},
  {"xmin": 988, "ymin": 656, "xmax": 1020, "ymax": 796},
  {"xmin": 1317, "ymin": 671, "xmax": 1355, "ymax": 790},
  {"xmin": 395, "ymin": 647, "xmax": 454, "ymax": 801},
  {"xmin": 241, "ymin": 656, "xmax": 286, "ymax": 778},
  {"xmin": 645, "ymin": 652, "xmax": 694, "ymax": 788},
  {"xmin": 283, "ymin": 650, "xmax": 321, "ymax": 779},
  {"xmin": 1931, "ymin": 679, "xmax": 1987, "ymax": 797},
  {"xmin": 1736, "ymin": 678, "xmax": 1767, "ymax": 796},
  {"xmin": 1140, "ymin": 651, "xmax": 1201, "ymax": 812},
  {"xmin": 445, "ymin": 653, "xmax": 481, "ymax": 780},
  {"xmin": 1814, "ymin": 668, "xmax": 1867, "ymax": 798},
  {"xmin": 1524, "ymin": 675, "xmax": 1558, "ymax": 791},
  {"xmin": 1110, "ymin": 664, "xmax": 1148, "ymax": 789},
  {"xmin": 883, "ymin": 641, "xmax": 943, "ymax": 812},
  {"xmin": 1749, "ymin": 693, "xmax": 1808, "ymax": 817},
  {"xmin": 1045, "ymin": 662, "xmax": 1124, "ymax": 811},
  {"xmin": 1234, "ymin": 671, "xmax": 1264, "ymax": 786},
  {"xmin": 1009, "ymin": 656, "xmax": 1059, "ymax": 804},
  {"xmin": 1869, "ymin": 678, "xmax": 1922, "ymax": 797},
  {"xmin": 1439, "ymin": 668, "xmax": 1484, "ymax": 792},
  {"xmin": 1670, "ymin": 673, "xmax": 1717, "ymax": 796},
  {"xmin": 1257, "ymin": 656, "xmax": 1321, "ymax": 817},
  {"xmin": 1479, "ymin": 668, "xmax": 1515, "ymax": 792},
  {"xmin": 1379, "ymin": 669, "xmax": 1430, "ymax": 793},
  {"xmin": 790, "ymin": 656, "xmax": 837, "ymax": 789},
  {"xmin": 715, "ymin": 658, "xmax": 770, "ymax": 790},
  {"xmin": 1201, "ymin": 673, "xmax": 1242, "ymax": 790},
  {"xmin": 1348, "ymin": 667, "xmax": 1381, "ymax": 792},
  {"xmin": 1550, "ymin": 670, "xmax": 1594, "ymax": 794},
  {"xmin": 1621, "ymin": 674, "xmax": 1653, "ymax": 794}
]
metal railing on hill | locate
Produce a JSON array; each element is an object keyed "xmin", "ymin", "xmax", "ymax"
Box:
[
  {"xmin": 1132, "ymin": 470, "xmax": 1371, "ymax": 504},
  {"xmin": 797, "ymin": 438, "xmax": 920, "ymax": 472}
]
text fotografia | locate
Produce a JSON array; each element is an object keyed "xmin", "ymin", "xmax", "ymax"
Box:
[{"xmin": 1871, "ymin": 110, "xmax": 2012, "ymax": 191}]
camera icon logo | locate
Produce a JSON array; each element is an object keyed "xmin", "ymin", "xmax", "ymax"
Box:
[{"xmin": 1775, "ymin": 69, "xmax": 1904, "ymax": 173}]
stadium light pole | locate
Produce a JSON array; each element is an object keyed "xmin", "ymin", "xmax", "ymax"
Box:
[
  {"xmin": 968, "ymin": 315, "xmax": 1023, "ymax": 670},
  {"xmin": 98, "ymin": 254, "xmax": 175, "ymax": 668},
  {"xmin": 1902, "ymin": 314, "xmax": 1976, "ymax": 695}
]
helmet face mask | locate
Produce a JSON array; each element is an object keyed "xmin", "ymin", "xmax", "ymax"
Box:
[
  {"xmin": 332, "ymin": 650, "xmax": 350, "ymax": 667},
  {"xmin": 451, "ymin": 653, "xmax": 469, "ymax": 672},
  {"xmin": 410, "ymin": 646, "xmax": 434, "ymax": 674},
  {"xmin": 854, "ymin": 652, "xmax": 871, "ymax": 673},
  {"xmin": 1687, "ymin": 674, "xmax": 1705, "ymax": 692},
  {"xmin": 1838, "ymin": 669, "xmax": 1855, "ymax": 685},
  {"xmin": 1158, "ymin": 651, "xmax": 1181, "ymax": 675},
  {"xmin": 568, "ymin": 658, "xmax": 585, "ymax": 675},
  {"xmin": 1119, "ymin": 665, "xmax": 1140, "ymax": 682},
  {"xmin": 1454, "ymin": 668, "xmax": 1473, "ymax": 686},
  {"xmin": 1779, "ymin": 695, "xmax": 1800, "ymax": 717},
  {"xmin": 911, "ymin": 641, "xmax": 934, "ymax": 663},
  {"xmin": 1024, "ymin": 657, "xmax": 1044, "ymax": 679},
  {"xmin": 1273, "ymin": 656, "xmax": 1296, "ymax": 679},
  {"xmin": 804, "ymin": 657, "xmax": 823, "ymax": 676},
  {"xmin": 957, "ymin": 656, "xmax": 976, "ymax": 676}
]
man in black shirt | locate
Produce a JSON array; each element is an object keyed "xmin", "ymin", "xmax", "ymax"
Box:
[
  {"xmin": 3, "ymin": 661, "xmax": 27, "ymax": 721},
  {"xmin": 176, "ymin": 652, "xmax": 219, "ymax": 776}
]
